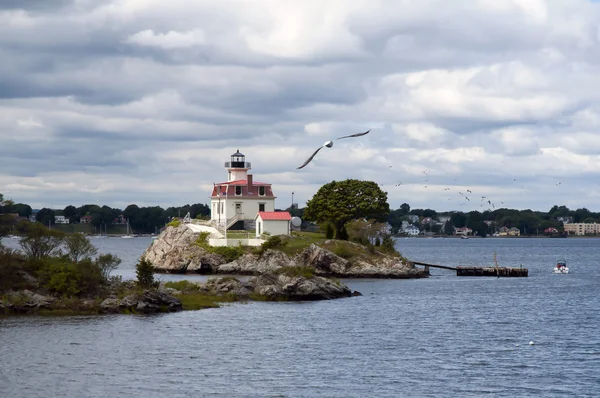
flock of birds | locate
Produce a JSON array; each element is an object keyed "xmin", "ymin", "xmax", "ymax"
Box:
[{"xmin": 296, "ymin": 129, "xmax": 563, "ymax": 211}]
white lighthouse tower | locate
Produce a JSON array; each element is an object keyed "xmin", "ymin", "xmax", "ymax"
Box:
[{"xmin": 210, "ymin": 150, "xmax": 277, "ymax": 230}]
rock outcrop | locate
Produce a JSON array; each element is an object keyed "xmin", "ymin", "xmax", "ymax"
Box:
[
  {"xmin": 197, "ymin": 274, "xmax": 356, "ymax": 301},
  {"xmin": 217, "ymin": 249, "xmax": 297, "ymax": 274},
  {"xmin": 99, "ymin": 290, "xmax": 183, "ymax": 314},
  {"xmin": 0, "ymin": 290, "xmax": 55, "ymax": 313},
  {"xmin": 142, "ymin": 225, "xmax": 221, "ymax": 273},
  {"xmin": 145, "ymin": 225, "xmax": 427, "ymax": 279}
]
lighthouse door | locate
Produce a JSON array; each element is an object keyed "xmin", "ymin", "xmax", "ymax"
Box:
[{"xmin": 235, "ymin": 203, "xmax": 242, "ymax": 215}]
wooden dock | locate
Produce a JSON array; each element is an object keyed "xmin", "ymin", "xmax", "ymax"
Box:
[{"xmin": 411, "ymin": 261, "xmax": 528, "ymax": 277}]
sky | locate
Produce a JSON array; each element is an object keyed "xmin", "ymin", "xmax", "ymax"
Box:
[{"xmin": 2, "ymin": 0, "xmax": 600, "ymax": 213}]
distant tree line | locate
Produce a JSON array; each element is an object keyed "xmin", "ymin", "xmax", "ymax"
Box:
[
  {"xmin": 0, "ymin": 195, "xmax": 210, "ymax": 234},
  {"xmin": 282, "ymin": 201, "xmax": 599, "ymax": 237}
]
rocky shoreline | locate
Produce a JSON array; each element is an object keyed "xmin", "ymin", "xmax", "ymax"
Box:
[
  {"xmin": 1, "ymin": 271, "xmax": 361, "ymax": 316},
  {"xmin": 143, "ymin": 225, "xmax": 428, "ymax": 279}
]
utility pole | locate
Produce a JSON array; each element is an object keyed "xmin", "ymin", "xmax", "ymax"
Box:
[{"xmin": 291, "ymin": 191, "xmax": 294, "ymax": 210}]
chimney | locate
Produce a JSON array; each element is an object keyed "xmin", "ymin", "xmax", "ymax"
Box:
[{"xmin": 247, "ymin": 174, "xmax": 253, "ymax": 190}]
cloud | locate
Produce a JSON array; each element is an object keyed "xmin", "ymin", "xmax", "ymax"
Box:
[
  {"xmin": 1, "ymin": 0, "xmax": 600, "ymax": 213},
  {"xmin": 126, "ymin": 29, "xmax": 206, "ymax": 49}
]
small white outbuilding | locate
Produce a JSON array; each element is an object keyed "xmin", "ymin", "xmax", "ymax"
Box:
[{"xmin": 255, "ymin": 211, "xmax": 291, "ymax": 238}]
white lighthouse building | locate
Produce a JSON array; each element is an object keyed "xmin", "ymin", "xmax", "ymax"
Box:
[{"xmin": 210, "ymin": 150, "xmax": 281, "ymax": 232}]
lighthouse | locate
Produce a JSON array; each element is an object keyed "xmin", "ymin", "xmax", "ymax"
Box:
[{"xmin": 210, "ymin": 150, "xmax": 277, "ymax": 230}]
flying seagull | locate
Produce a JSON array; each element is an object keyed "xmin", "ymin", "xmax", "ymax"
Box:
[
  {"xmin": 336, "ymin": 129, "xmax": 371, "ymax": 140},
  {"xmin": 297, "ymin": 141, "xmax": 333, "ymax": 169},
  {"xmin": 297, "ymin": 129, "xmax": 371, "ymax": 169}
]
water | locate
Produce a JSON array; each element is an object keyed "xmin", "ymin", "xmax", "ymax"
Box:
[{"xmin": 1, "ymin": 237, "xmax": 600, "ymax": 397}]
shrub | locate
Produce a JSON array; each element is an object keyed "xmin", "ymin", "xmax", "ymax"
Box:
[
  {"xmin": 332, "ymin": 243, "xmax": 354, "ymax": 259},
  {"xmin": 380, "ymin": 235, "xmax": 398, "ymax": 255},
  {"xmin": 164, "ymin": 280, "xmax": 200, "ymax": 292},
  {"xmin": 64, "ymin": 233, "xmax": 98, "ymax": 263},
  {"xmin": 195, "ymin": 231, "xmax": 245, "ymax": 262},
  {"xmin": 0, "ymin": 247, "xmax": 29, "ymax": 292},
  {"xmin": 96, "ymin": 253, "xmax": 122, "ymax": 279},
  {"xmin": 375, "ymin": 237, "xmax": 381, "ymax": 246},
  {"xmin": 18, "ymin": 223, "xmax": 65, "ymax": 259},
  {"xmin": 254, "ymin": 235, "xmax": 287, "ymax": 256},
  {"xmin": 167, "ymin": 220, "xmax": 181, "ymax": 228},
  {"xmin": 136, "ymin": 257, "xmax": 157, "ymax": 288},
  {"xmin": 37, "ymin": 258, "xmax": 106, "ymax": 297}
]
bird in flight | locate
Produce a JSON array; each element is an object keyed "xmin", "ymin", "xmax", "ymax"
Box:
[
  {"xmin": 336, "ymin": 129, "xmax": 371, "ymax": 140},
  {"xmin": 297, "ymin": 130, "xmax": 371, "ymax": 169},
  {"xmin": 296, "ymin": 141, "xmax": 333, "ymax": 169}
]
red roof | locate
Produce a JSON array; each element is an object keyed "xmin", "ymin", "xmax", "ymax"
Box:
[
  {"xmin": 256, "ymin": 211, "xmax": 291, "ymax": 221},
  {"xmin": 211, "ymin": 181, "xmax": 274, "ymax": 198}
]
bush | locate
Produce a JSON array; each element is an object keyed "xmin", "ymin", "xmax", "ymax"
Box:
[
  {"xmin": 254, "ymin": 235, "xmax": 287, "ymax": 256},
  {"xmin": 37, "ymin": 258, "xmax": 106, "ymax": 297},
  {"xmin": 0, "ymin": 247, "xmax": 29, "ymax": 292},
  {"xmin": 375, "ymin": 237, "xmax": 381, "ymax": 246},
  {"xmin": 164, "ymin": 280, "xmax": 200, "ymax": 292},
  {"xmin": 332, "ymin": 243, "xmax": 354, "ymax": 259},
  {"xmin": 64, "ymin": 233, "xmax": 98, "ymax": 263},
  {"xmin": 195, "ymin": 232, "xmax": 245, "ymax": 262},
  {"xmin": 380, "ymin": 235, "xmax": 398, "ymax": 255},
  {"xmin": 167, "ymin": 220, "xmax": 181, "ymax": 228},
  {"xmin": 136, "ymin": 257, "xmax": 157, "ymax": 288}
]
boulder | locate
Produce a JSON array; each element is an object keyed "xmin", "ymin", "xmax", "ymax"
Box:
[
  {"xmin": 217, "ymin": 249, "xmax": 296, "ymax": 274},
  {"xmin": 100, "ymin": 297, "xmax": 120, "ymax": 313},
  {"xmin": 247, "ymin": 273, "xmax": 353, "ymax": 301},
  {"xmin": 142, "ymin": 225, "xmax": 223, "ymax": 273},
  {"xmin": 135, "ymin": 290, "xmax": 183, "ymax": 313}
]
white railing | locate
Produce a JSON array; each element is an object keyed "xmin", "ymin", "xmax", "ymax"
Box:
[{"xmin": 226, "ymin": 213, "xmax": 244, "ymax": 229}]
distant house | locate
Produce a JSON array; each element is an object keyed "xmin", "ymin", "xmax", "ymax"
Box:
[
  {"xmin": 255, "ymin": 211, "xmax": 291, "ymax": 237},
  {"xmin": 54, "ymin": 216, "xmax": 69, "ymax": 224},
  {"xmin": 498, "ymin": 226, "xmax": 510, "ymax": 236},
  {"xmin": 80, "ymin": 215, "xmax": 92, "ymax": 224},
  {"xmin": 403, "ymin": 225, "xmax": 420, "ymax": 236},
  {"xmin": 544, "ymin": 227, "xmax": 559, "ymax": 235},
  {"xmin": 508, "ymin": 227, "xmax": 521, "ymax": 236},
  {"xmin": 114, "ymin": 214, "xmax": 127, "ymax": 225}
]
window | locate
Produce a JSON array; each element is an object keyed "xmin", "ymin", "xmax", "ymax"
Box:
[
  {"xmin": 212, "ymin": 203, "xmax": 216, "ymax": 215},
  {"xmin": 259, "ymin": 186, "xmax": 265, "ymax": 196},
  {"xmin": 259, "ymin": 203, "xmax": 265, "ymax": 212},
  {"xmin": 258, "ymin": 222, "xmax": 261, "ymax": 234},
  {"xmin": 235, "ymin": 186, "xmax": 242, "ymax": 195}
]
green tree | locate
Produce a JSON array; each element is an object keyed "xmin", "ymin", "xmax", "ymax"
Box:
[
  {"xmin": 63, "ymin": 205, "xmax": 77, "ymax": 222},
  {"xmin": 18, "ymin": 222, "xmax": 65, "ymax": 259},
  {"xmin": 443, "ymin": 221, "xmax": 455, "ymax": 235},
  {"xmin": 399, "ymin": 203, "xmax": 410, "ymax": 215},
  {"xmin": 304, "ymin": 179, "xmax": 390, "ymax": 239},
  {"xmin": 136, "ymin": 257, "xmax": 157, "ymax": 288},
  {"xmin": 36, "ymin": 208, "xmax": 56, "ymax": 226},
  {"xmin": 96, "ymin": 253, "xmax": 122, "ymax": 279},
  {"xmin": 64, "ymin": 233, "xmax": 98, "ymax": 263}
]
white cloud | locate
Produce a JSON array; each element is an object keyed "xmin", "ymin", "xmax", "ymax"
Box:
[
  {"xmin": 126, "ymin": 28, "xmax": 206, "ymax": 49},
  {"xmin": 2, "ymin": 0, "xmax": 600, "ymax": 212}
]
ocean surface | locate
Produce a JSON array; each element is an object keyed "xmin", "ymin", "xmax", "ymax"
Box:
[{"xmin": 1, "ymin": 236, "xmax": 599, "ymax": 397}]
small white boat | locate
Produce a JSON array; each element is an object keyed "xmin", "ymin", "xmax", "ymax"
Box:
[
  {"xmin": 122, "ymin": 221, "xmax": 134, "ymax": 239},
  {"xmin": 553, "ymin": 257, "xmax": 569, "ymax": 274}
]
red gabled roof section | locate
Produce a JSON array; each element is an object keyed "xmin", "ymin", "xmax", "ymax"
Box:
[
  {"xmin": 256, "ymin": 211, "xmax": 291, "ymax": 221},
  {"xmin": 211, "ymin": 181, "xmax": 274, "ymax": 198}
]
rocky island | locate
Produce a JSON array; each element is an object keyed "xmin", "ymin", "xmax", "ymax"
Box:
[{"xmin": 143, "ymin": 224, "xmax": 427, "ymax": 279}]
